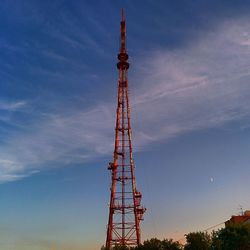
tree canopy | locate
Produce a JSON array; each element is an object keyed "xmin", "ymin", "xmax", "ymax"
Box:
[
  {"xmin": 101, "ymin": 223, "xmax": 250, "ymax": 250},
  {"xmin": 213, "ymin": 223, "xmax": 250, "ymax": 250},
  {"xmin": 184, "ymin": 231, "xmax": 211, "ymax": 250}
]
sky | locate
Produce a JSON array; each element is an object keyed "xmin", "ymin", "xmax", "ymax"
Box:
[{"xmin": 1, "ymin": 0, "xmax": 250, "ymax": 249}]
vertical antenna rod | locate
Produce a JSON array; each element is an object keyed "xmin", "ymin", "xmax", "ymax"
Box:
[{"xmin": 105, "ymin": 10, "xmax": 146, "ymax": 248}]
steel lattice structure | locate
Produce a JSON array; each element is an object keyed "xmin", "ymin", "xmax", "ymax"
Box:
[{"xmin": 106, "ymin": 10, "xmax": 146, "ymax": 248}]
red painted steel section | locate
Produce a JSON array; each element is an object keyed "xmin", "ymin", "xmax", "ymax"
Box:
[{"xmin": 106, "ymin": 10, "xmax": 146, "ymax": 248}]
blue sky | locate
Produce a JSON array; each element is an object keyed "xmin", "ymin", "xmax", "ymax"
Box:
[{"xmin": 1, "ymin": 0, "xmax": 250, "ymax": 249}]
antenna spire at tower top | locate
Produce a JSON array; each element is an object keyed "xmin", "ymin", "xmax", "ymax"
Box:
[{"xmin": 120, "ymin": 8, "xmax": 126, "ymax": 53}]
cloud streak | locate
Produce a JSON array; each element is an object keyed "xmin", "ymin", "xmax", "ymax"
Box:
[
  {"xmin": 131, "ymin": 16, "xmax": 250, "ymax": 142},
  {"xmin": 0, "ymin": 105, "xmax": 114, "ymax": 182},
  {"xmin": 1, "ymin": 17, "xmax": 250, "ymax": 183},
  {"xmin": 0, "ymin": 100, "xmax": 27, "ymax": 111}
]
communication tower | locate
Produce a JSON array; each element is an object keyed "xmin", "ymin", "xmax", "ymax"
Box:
[{"xmin": 106, "ymin": 10, "xmax": 146, "ymax": 248}]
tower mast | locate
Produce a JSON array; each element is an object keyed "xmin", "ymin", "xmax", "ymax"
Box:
[{"xmin": 106, "ymin": 10, "xmax": 146, "ymax": 248}]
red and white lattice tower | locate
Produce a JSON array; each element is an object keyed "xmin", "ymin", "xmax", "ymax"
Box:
[{"xmin": 106, "ymin": 10, "xmax": 146, "ymax": 248}]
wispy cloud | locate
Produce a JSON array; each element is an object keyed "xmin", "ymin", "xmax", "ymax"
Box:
[
  {"xmin": 0, "ymin": 159, "xmax": 38, "ymax": 183},
  {"xmin": 0, "ymin": 100, "xmax": 27, "ymax": 124},
  {"xmin": 131, "ymin": 16, "xmax": 250, "ymax": 143},
  {"xmin": 0, "ymin": 105, "xmax": 114, "ymax": 182},
  {"xmin": 42, "ymin": 6, "xmax": 107, "ymax": 56},
  {"xmin": 0, "ymin": 100, "xmax": 27, "ymax": 111},
  {"xmin": 1, "ymin": 17, "xmax": 250, "ymax": 183}
]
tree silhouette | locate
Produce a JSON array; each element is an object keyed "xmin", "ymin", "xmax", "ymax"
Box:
[
  {"xmin": 213, "ymin": 223, "xmax": 250, "ymax": 250},
  {"xmin": 184, "ymin": 232, "xmax": 211, "ymax": 250}
]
